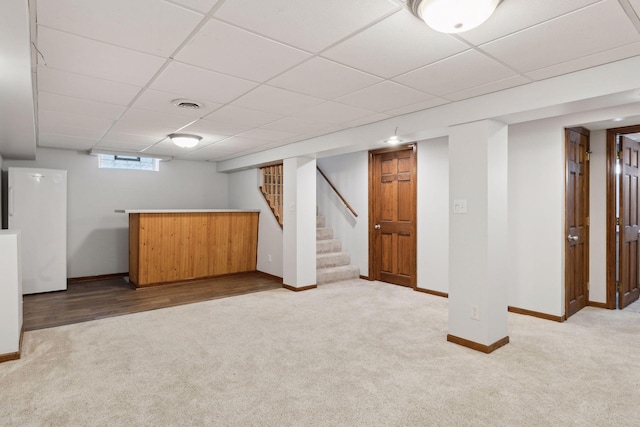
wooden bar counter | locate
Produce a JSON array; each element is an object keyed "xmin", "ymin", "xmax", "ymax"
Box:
[{"xmin": 118, "ymin": 210, "xmax": 260, "ymax": 288}]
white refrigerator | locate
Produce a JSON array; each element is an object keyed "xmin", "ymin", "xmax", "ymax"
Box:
[{"xmin": 8, "ymin": 167, "xmax": 67, "ymax": 294}]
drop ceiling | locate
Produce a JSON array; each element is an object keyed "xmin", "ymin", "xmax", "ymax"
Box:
[{"xmin": 19, "ymin": 0, "xmax": 640, "ymax": 161}]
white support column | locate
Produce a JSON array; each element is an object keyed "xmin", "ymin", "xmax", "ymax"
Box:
[
  {"xmin": 283, "ymin": 157, "xmax": 317, "ymax": 290},
  {"xmin": 0, "ymin": 230, "xmax": 22, "ymax": 360},
  {"xmin": 447, "ymin": 120, "xmax": 509, "ymax": 353}
]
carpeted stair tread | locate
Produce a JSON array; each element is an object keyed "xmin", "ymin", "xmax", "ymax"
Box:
[
  {"xmin": 317, "ymin": 264, "xmax": 360, "ymax": 285},
  {"xmin": 317, "ymin": 239, "xmax": 342, "ymax": 254},
  {"xmin": 316, "ymin": 251, "xmax": 351, "ymax": 269}
]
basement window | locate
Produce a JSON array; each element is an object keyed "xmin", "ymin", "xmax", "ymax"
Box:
[{"xmin": 98, "ymin": 154, "xmax": 159, "ymax": 171}]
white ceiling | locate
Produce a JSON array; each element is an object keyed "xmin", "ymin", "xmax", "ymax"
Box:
[{"xmin": 16, "ymin": 0, "xmax": 640, "ymax": 161}]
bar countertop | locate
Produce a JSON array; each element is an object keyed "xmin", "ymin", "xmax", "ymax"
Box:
[{"xmin": 115, "ymin": 209, "xmax": 260, "ymax": 213}]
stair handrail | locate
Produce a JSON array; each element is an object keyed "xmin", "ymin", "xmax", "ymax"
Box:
[{"xmin": 317, "ymin": 166, "xmax": 358, "ymax": 218}]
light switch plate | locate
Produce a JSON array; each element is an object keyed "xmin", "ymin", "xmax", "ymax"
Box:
[{"xmin": 453, "ymin": 199, "xmax": 467, "ymax": 214}]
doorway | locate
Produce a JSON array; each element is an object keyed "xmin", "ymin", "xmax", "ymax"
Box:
[
  {"xmin": 565, "ymin": 127, "xmax": 590, "ymax": 318},
  {"xmin": 368, "ymin": 144, "xmax": 417, "ymax": 287},
  {"xmin": 606, "ymin": 125, "xmax": 640, "ymax": 310}
]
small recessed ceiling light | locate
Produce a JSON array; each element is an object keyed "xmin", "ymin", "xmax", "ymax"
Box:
[
  {"xmin": 613, "ymin": 118, "xmax": 624, "ymax": 122},
  {"xmin": 384, "ymin": 127, "xmax": 404, "ymax": 145},
  {"xmin": 385, "ymin": 135, "xmax": 402, "ymax": 145},
  {"xmin": 172, "ymin": 99, "xmax": 204, "ymax": 110}
]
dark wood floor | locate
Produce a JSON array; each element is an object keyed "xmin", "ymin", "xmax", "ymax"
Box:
[{"xmin": 23, "ymin": 272, "xmax": 283, "ymax": 331}]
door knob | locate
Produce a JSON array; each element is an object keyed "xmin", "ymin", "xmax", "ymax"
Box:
[
  {"xmin": 374, "ymin": 224, "xmax": 381, "ymax": 230},
  {"xmin": 567, "ymin": 235, "xmax": 579, "ymax": 242}
]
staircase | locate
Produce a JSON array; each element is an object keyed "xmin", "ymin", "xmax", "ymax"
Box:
[{"xmin": 316, "ymin": 215, "xmax": 360, "ymax": 285}]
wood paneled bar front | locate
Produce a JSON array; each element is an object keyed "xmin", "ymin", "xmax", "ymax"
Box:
[{"xmin": 117, "ymin": 210, "xmax": 260, "ymax": 288}]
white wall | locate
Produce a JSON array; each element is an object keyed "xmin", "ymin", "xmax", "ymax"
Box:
[
  {"xmin": 227, "ymin": 168, "xmax": 283, "ymax": 278},
  {"xmin": 317, "ymin": 151, "xmax": 369, "ymax": 275},
  {"xmin": 2, "ymin": 148, "xmax": 228, "ymax": 278},
  {"xmin": 417, "ymin": 137, "xmax": 449, "ymax": 293},
  {"xmin": 508, "ymin": 119, "xmax": 566, "ymax": 317},
  {"xmin": 589, "ymin": 130, "xmax": 607, "ymax": 304}
]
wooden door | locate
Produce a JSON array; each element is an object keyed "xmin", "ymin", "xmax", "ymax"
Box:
[
  {"xmin": 565, "ymin": 128, "xmax": 590, "ymax": 318},
  {"xmin": 619, "ymin": 135, "xmax": 640, "ymax": 308},
  {"xmin": 369, "ymin": 146, "xmax": 417, "ymax": 287}
]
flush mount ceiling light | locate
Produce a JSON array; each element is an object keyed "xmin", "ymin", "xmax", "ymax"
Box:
[
  {"xmin": 384, "ymin": 127, "xmax": 403, "ymax": 145},
  {"xmin": 169, "ymin": 133, "xmax": 202, "ymax": 148},
  {"xmin": 408, "ymin": 0, "xmax": 500, "ymax": 34}
]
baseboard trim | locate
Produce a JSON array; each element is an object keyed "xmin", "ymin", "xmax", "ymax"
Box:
[
  {"xmin": 447, "ymin": 334, "xmax": 509, "ymax": 354},
  {"xmin": 0, "ymin": 325, "xmax": 24, "ymax": 364},
  {"xmin": 359, "ymin": 275, "xmax": 372, "ymax": 281},
  {"xmin": 257, "ymin": 271, "xmax": 283, "ymax": 282},
  {"xmin": 414, "ymin": 287, "xmax": 448, "ymax": 298},
  {"xmin": 283, "ymin": 284, "xmax": 317, "ymax": 292},
  {"xmin": 587, "ymin": 301, "xmax": 609, "ymax": 309},
  {"xmin": 134, "ymin": 271, "xmax": 261, "ymax": 289},
  {"xmin": 68, "ymin": 272, "xmax": 128, "ymax": 284},
  {"xmin": 508, "ymin": 306, "xmax": 564, "ymax": 322}
]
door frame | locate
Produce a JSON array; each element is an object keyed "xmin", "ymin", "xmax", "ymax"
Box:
[
  {"xmin": 564, "ymin": 126, "xmax": 591, "ymax": 318},
  {"xmin": 368, "ymin": 143, "xmax": 417, "ymax": 287},
  {"xmin": 606, "ymin": 124, "xmax": 640, "ymax": 309}
]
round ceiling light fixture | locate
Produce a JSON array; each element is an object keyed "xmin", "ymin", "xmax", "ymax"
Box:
[
  {"xmin": 408, "ymin": 0, "xmax": 501, "ymax": 34},
  {"xmin": 169, "ymin": 133, "xmax": 202, "ymax": 148},
  {"xmin": 172, "ymin": 99, "xmax": 204, "ymax": 110},
  {"xmin": 384, "ymin": 127, "xmax": 404, "ymax": 145}
]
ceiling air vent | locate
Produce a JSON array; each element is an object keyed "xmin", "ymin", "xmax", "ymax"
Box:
[{"xmin": 172, "ymin": 99, "xmax": 204, "ymax": 110}]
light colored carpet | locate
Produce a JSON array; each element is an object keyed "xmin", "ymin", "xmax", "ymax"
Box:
[{"xmin": 1, "ymin": 280, "xmax": 639, "ymax": 426}]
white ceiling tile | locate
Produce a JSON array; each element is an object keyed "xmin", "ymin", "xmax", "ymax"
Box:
[
  {"xmin": 101, "ymin": 132, "xmax": 162, "ymax": 145},
  {"xmin": 168, "ymin": 0, "xmax": 220, "ymax": 13},
  {"xmin": 343, "ymin": 113, "xmax": 390, "ymax": 128},
  {"xmin": 261, "ymin": 117, "xmax": 331, "ymax": 134},
  {"xmin": 444, "ymin": 76, "xmax": 531, "ymax": 102},
  {"xmin": 141, "ymin": 140, "xmax": 197, "ymax": 156},
  {"xmin": 481, "ymin": 1, "xmax": 640, "ymax": 73},
  {"xmin": 96, "ymin": 140, "xmax": 156, "ymax": 152},
  {"xmin": 175, "ymin": 19, "xmax": 311, "ymax": 82},
  {"xmin": 458, "ymin": 0, "xmax": 602, "ymax": 45},
  {"xmin": 216, "ymin": 136, "xmax": 267, "ymax": 148},
  {"xmin": 151, "ymin": 62, "xmax": 258, "ymax": 104},
  {"xmin": 185, "ymin": 119, "xmax": 251, "ymax": 136},
  {"xmin": 323, "ymin": 9, "xmax": 468, "ymax": 78},
  {"xmin": 394, "ymin": 50, "xmax": 516, "ymax": 97},
  {"xmin": 232, "ymin": 86, "xmax": 325, "ymax": 115},
  {"xmin": 37, "ymin": 0, "xmax": 204, "ymax": 57},
  {"xmin": 236, "ymin": 128, "xmax": 298, "ymax": 141},
  {"xmin": 631, "ymin": 0, "xmax": 640, "ymax": 14},
  {"xmin": 269, "ymin": 57, "xmax": 382, "ymax": 100},
  {"xmin": 37, "ymin": 66, "xmax": 141, "ymax": 105},
  {"xmin": 526, "ymin": 41, "xmax": 640, "ymax": 81},
  {"xmin": 203, "ymin": 105, "xmax": 283, "ymax": 127},
  {"xmin": 177, "ymin": 141, "xmax": 238, "ymax": 160},
  {"xmin": 38, "ymin": 92, "xmax": 126, "ymax": 120},
  {"xmin": 214, "ymin": 0, "xmax": 399, "ymax": 52},
  {"xmin": 38, "ymin": 27, "xmax": 166, "ymax": 86},
  {"xmin": 335, "ymin": 81, "xmax": 434, "ymax": 112},
  {"xmin": 38, "ymin": 133, "xmax": 99, "ymax": 150},
  {"xmin": 292, "ymin": 101, "xmax": 376, "ymax": 124},
  {"xmin": 39, "ymin": 123, "xmax": 107, "ymax": 139},
  {"xmin": 39, "ymin": 109, "xmax": 114, "ymax": 134},
  {"xmin": 382, "ymin": 98, "xmax": 450, "ymax": 116},
  {"xmin": 131, "ymin": 89, "xmax": 222, "ymax": 118},
  {"xmin": 109, "ymin": 108, "xmax": 196, "ymax": 137},
  {"xmin": 176, "ymin": 148, "xmax": 233, "ymax": 162}
]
